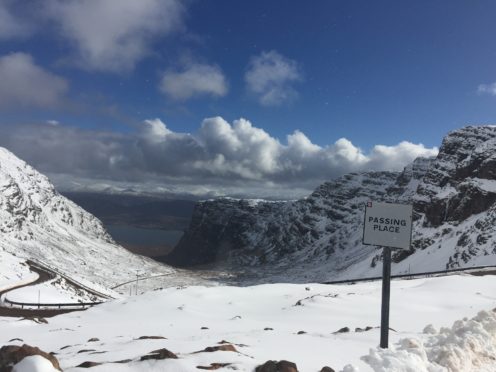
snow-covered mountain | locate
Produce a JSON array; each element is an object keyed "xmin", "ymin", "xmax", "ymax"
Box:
[
  {"xmin": 169, "ymin": 126, "xmax": 496, "ymax": 282},
  {"xmin": 0, "ymin": 147, "xmax": 175, "ymax": 293}
]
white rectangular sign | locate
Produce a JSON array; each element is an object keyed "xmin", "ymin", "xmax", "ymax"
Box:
[{"xmin": 363, "ymin": 201, "xmax": 413, "ymax": 250}]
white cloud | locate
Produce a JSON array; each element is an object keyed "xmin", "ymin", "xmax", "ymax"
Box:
[
  {"xmin": 0, "ymin": 52, "xmax": 68, "ymax": 109},
  {"xmin": 477, "ymin": 82, "xmax": 496, "ymax": 96},
  {"xmin": 45, "ymin": 0, "xmax": 185, "ymax": 72},
  {"xmin": 142, "ymin": 118, "xmax": 172, "ymax": 141},
  {"xmin": 0, "ymin": 117, "xmax": 438, "ymax": 198},
  {"xmin": 0, "ymin": 1, "xmax": 31, "ymax": 40},
  {"xmin": 245, "ymin": 50, "xmax": 302, "ymax": 106},
  {"xmin": 368, "ymin": 141, "xmax": 439, "ymax": 170},
  {"xmin": 160, "ymin": 63, "xmax": 228, "ymax": 100}
]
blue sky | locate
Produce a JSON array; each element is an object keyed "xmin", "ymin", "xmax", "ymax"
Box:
[{"xmin": 0, "ymin": 0, "xmax": 495, "ymax": 197}]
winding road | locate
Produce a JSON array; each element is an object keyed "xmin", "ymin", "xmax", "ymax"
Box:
[{"xmin": 0, "ymin": 264, "xmax": 101, "ymax": 318}]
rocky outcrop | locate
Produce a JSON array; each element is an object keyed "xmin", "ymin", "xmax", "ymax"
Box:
[
  {"xmin": 140, "ymin": 348, "xmax": 178, "ymax": 361},
  {"xmin": 168, "ymin": 126, "xmax": 496, "ymax": 280}
]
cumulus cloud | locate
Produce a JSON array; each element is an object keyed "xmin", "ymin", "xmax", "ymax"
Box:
[
  {"xmin": 0, "ymin": 117, "xmax": 438, "ymax": 198},
  {"xmin": 368, "ymin": 141, "xmax": 438, "ymax": 170},
  {"xmin": 44, "ymin": 0, "xmax": 185, "ymax": 72},
  {"xmin": 0, "ymin": 52, "xmax": 68, "ymax": 109},
  {"xmin": 0, "ymin": 1, "xmax": 32, "ymax": 39},
  {"xmin": 245, "ymin": 50, "xmax": 302, "ymax": 106},
  {"xmin": 160, "ymin": 63, "xmax": 228, "ymax": 100},
  {"xmin": 477, "ymin": 82, "xmax": 496, "ymax": 96}
]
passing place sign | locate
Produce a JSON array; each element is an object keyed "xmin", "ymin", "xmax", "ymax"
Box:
[{"xmin": 363, "ymin": 201, "xmax": 413, "ymax": 250}]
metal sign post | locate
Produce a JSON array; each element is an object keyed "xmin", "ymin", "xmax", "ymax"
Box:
[
  {"xmin": 380, "ymin": 246, "xmax": 391, "ymax": 348},
  {"xmin": 363, "ymin": 201, "xmax": 413, "ymax": 349}
]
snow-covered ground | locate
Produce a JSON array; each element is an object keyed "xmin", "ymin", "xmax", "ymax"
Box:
[
  {"xmin": 5, "ymin": 277, "xmax": 100, "ymax": 304},
  {"xmin": 0, "ymin": 252, "xmax": 37, "ymax": 290},
  {"xmin": 2, "ymin": 274, "xmax": 496, "ymax": 371}
]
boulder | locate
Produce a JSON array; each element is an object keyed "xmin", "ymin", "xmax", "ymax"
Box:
[
  {"xmin": 0, "ymin": 344, "xmax": 61, "ymax": 371},
  {"xmin": 255, "ymin": 360, "xmax": 298, "ymax": 372}
]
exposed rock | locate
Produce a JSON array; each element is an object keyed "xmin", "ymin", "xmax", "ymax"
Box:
[
  {"xmin": 320, "ymin": 367, "xmax": 335, "ymax": 372},
  {"xmin": 197, "ymin": 363, "xmax": 232, "ymax": 370},
  {"xmin": 200, "ymin": 345, "xmax": 237, "ymax": 353},
  {"xmin": 140, "ymin": 348, "xmax": 178, "ymax": 361},
  {"xmin": 87, "ymin": 338, "xmax": 100, "ymax": 342},
  {"xmin": 137, "ymin": 335, "xmax": 167, "ymax": 340},
  {"xmin": 77, "ymin": 361, "xmax": 102, "ymax": 368},
  {"xmin": 77, "ymin": 349, "xmax": 96, "ymax": 354},
  {"xmin": 255, "ymin": 360, "xmax": 298, "ymax": 372},
  {"xmin": 264, "ymin": 327, "xmax": 273, "ymax": 331},
  {"xmin": 201, "ymin": 327, "xmax": 209, "ymax": 330},
  {"xmin": 334, "ymin": 327, "xmax": 350, "ymax": 334},
  {"xmin": 297, "ymin": 331, "xmax": 306, "ymax": 335},
  {"xmin": 7, "ymin": 339, "xmax": 22, "ymax": 343},
  {"xmin": 112, "ymin": 359, "xmax": 132, "ymax": 364},
  {"xmin": 0, "ymin": 344, "xmax": 61, "ymax": 371}
]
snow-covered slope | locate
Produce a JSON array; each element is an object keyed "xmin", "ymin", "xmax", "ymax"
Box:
[
  {"xmin": 0, "ymin": 147, "xmax": 177, "ymax": 293},
  {"xmin": 170, "ymin": 126, "xmax": 496, "ymax": 282},
  {"xmin": 2, "ymin": 275, "xmax": 496, "ymax": 371}
]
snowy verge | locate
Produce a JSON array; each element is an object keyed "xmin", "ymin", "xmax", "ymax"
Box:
[{"xmin": 362, "ymin": 309, "xmax": 496, "ymax": 372}]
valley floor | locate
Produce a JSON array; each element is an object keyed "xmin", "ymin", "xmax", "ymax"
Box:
[{"xmin": 2, "ymin": 274, "xmax": 496, "ymax": 371}]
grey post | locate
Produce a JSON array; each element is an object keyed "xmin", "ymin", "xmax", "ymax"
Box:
[{"xmin": 380, "ymin": 246, "xmax": 392, "ymax": 348}]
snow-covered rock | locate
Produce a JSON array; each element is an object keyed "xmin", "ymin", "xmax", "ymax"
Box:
[{"xmin": 169, "ymin": 126, "xmax": 496, "ymax": 282}]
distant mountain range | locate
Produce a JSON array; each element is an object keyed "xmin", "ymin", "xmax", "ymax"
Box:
[{"xmin": 167, "ymin": 126, "xmax": 496, "ymax": 282}]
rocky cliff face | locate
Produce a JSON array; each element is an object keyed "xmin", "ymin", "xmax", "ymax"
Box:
[
  {"xmin": 169, "ymin": 126, "xmax": 496, "ymax": 281},
  {"xmin": 0, "ymin": 147, "xmax": 173, "ymax": 290}
]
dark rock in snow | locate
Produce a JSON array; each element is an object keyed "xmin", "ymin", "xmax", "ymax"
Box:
[
  {"xmin": 320, "ymin": 367, "xmax": 335, "ymax": 372},
  {"xmin": 255, "ymin": 360, "xmax": 298, "ymax": 372},
  {"xmin": 77, "ymin": 349, "xmax": 96, "ymax": 354},
  {"xmin": 137, "ymin": 335, "xmax": 167, "ymax": 340},
  {"xmin": 0, "ymin": 344, "xmax": 61, "ymax": 371},
  {"xmin": 140, "ymin": 348, "xmax": 178, "ymax": 361},
  {"xmin": 77, "ymin": 361, "xmax": 102, "ymax": 368},
  {"xmin": 197, "ymin": 363, "xmax": 232, "ymax": 370}
]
